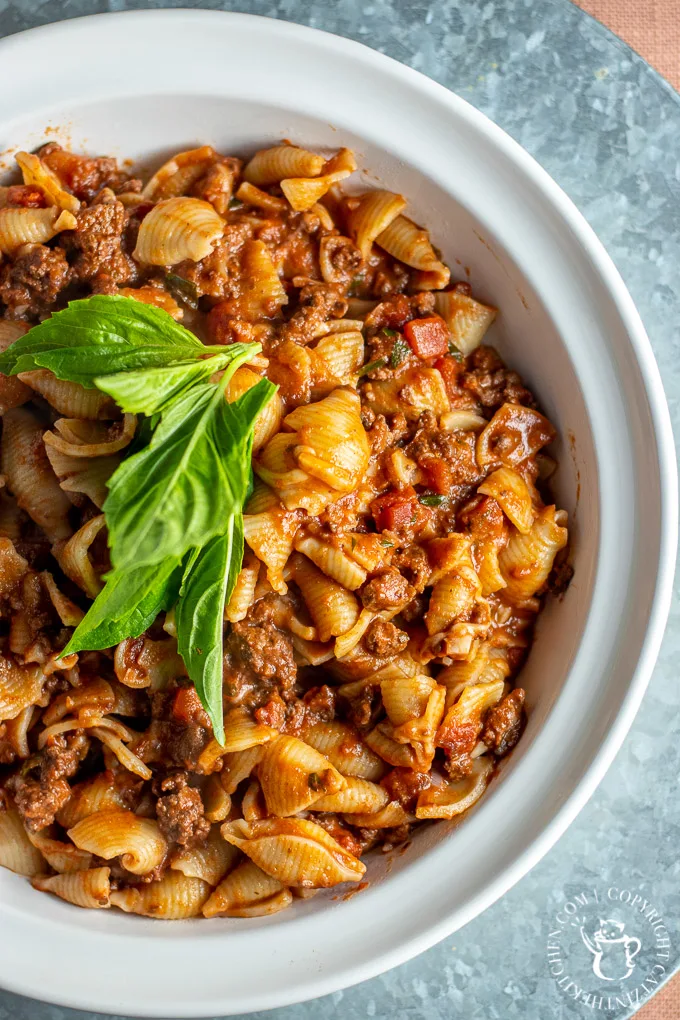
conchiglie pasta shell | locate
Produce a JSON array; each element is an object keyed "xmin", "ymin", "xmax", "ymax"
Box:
[
  {"xmin": 43, "ymin": 445, "xmax": 119, "ymax": 510},
  {"xmin": 381, "ymin": 675, "xmax": 437, "ymax": 728},
  {"xmin": 226, "ymin": 366, "xmax": 284, "ymax": 451},
  {"xmin": 203, "ymin": 860, "xmax": 291, "ymax": 918},
  {"xmin": 375, "ymin": 214, "xmax": 442, "ymax": 271},
  {"xmin": 411, "ymin": 264, "xmax": 451, "ymax": 291},
  {"xmin": 281, "ymin": 150, "xmax": 356, "ymax": 212},
  {"xmin": 225, "ymin": 548, "xmax": 260, "ymax": 623},
  {"xmin": 43, "ymin": 414, "xmax": 137, "ymax": 459},
  {"xmin": 0, "ymin": 206, "xmax": 76, "ymax": 255},
  {"xmin": 54, "ymin": 514, "xmax": 106, "ymax": 599},
  {"xmin": 258, "ymin": 734, "xmax": 346, "ymax": 816},
  {"xmin": 310, "ymin": 776, "xmax": 389, "ymax": 814},
  {"xmin": 310, "ymin": 330, "xmax": 364, "ymax": 393},
  {"xmin": 4, "ymin": 704, "xmax": 35, "ymax": 758},
  {"xmin": 0, "ymin": 656, "xmax": 43, "ymax": 723},
  {"xmin": 197, "ymin": 708, "xmax": 278, "ymax": 772},
  {"xmin": 425, "ymin": 572, "xmax": 480, "ymax": 636},
  {"xmin": 294, "ymin": 534, "xmax": 367, "ymax": 590},
  {"xmin": 236, "ymin": 181, "xmax": 288, "ymax": 212},
  {"xmin": 440, "ymin": 409, "xmax": 488, "ymax": 431},
  {"xmin": 219, "ymin": 745, "xmax": 265, "ymax": 795},
  {"xmin": 42, "ymin": 677, "xmax": 114, "ymax": 726},
  {"xmin": 201, "ymin": 775, "xmax": 232, "ymax": 823},
  {"xmin": 133, "ymin": 197, "xmax": 224, "ymax": 266},
  {"xmin": 32, "ymin": 867, "xmax": 111, "ymax": 908},
  {"xmin": 242, "ymin": 497, "xmax": 302, "ymax": 594},
  {"xmin": 170, "ymin": 826, "xmax": 238, "ymax": 886},
  {"xmin": 88, "ymin": 727, "xmax": 153, "ymax": 781},
  {"xmin": 433, "ymin": 291, "xmax": 497, "ymax": 355},
  {"xmin": 18, "ymin": 370, "xmax": 117, "ymax": 419},
  {"xmin": 415, "ymin": 757, "xmax": 493, "ymax": 820},
  {"xmin": 67, "ymin": 810, "xmax": 167, "ymax": 875},
  {"xmin": 142, "ymin": 146, "xmax": 217, "ymax": 201},
  {"xmin": 15, "ymin": 151, "xmax": 80, "ymax": 213},
  {"xmin": 347, "ymin": 800, "xmax": 412, "ymax": 829},
  {"xmin": 303, "ymin": 721, "xmax": 386, "ymax": 780},
  {"xmin": 364, "ymin": 367, "xmax": 449, "ymax": 421},
  {"xmin": 234, "ymin": 240, "xmax": 288, "ymax": 320},
  {"xmin": 110, "ymin": 873, "xmax": 211, "ymax": 919},
  {"xmin": 364, "ymin": 724, "xmax": 419, "ymax": 769},
  {"xmin": 436, "ymin": 680, "xmax": 505, "ymax": 753},
  {"xmin": 2, "ymin": 406, "xmax": 72, "ymax": 541},
  {"xmin": 0, "ymin": 321, "xmax": 31, "ymax": 413},
  {"xmin": 221, "ymin": 817, "xmax": 365, "ymax": 888},
  {"xmin": 56, "ymin": 773, "xmax": 138, "ymax": 829},
  {"xmin": 478, "ymin": 466, "xmax": 535, "ymax": 534},
  {"xmin": 498, "ymin": 505, "xmax": 568, "ymax": 603},
  {"xmin": 243, "ymin": 145, "xmax": 325, "ymax": 186},
  {"xmin": 349, "ymin": 190, "xmax": 407, "ymax": 258},
  {"xmin": 437, "ymin": 646, "xmax": 510, "ymax": 708},
  {"xmin": 285, "ymin": 388, "xmax": 370, "ymax": 490},
  {"xmin": 291, "ymin": 554, "xmax": 359, "ymax": 642},
  {"xmin": 0, "ymin": 805, "xmax": 44, "ymax": 875},
  {"xmin": 26, "ymin": 829, "xmax": 93, "ymax": 873}
]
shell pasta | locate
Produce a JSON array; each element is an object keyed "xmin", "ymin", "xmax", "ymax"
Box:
[{"xmin": 0, "ymin": 138, "xmax": 570, "ymax": 918}]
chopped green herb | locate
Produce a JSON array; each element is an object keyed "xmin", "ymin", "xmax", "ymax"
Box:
[
  {"xmin": 228, "ymin": 197, "xmax": 243, "ymax": 210},
  {"xmin": 419, "ymin": 493, "xmax": 449, "ymax": 507},
  {"xmin": 380, "ymin": 538, "xmax": 394, "ymax": 548},
  {"xmin": 165, "ymin": 273, "xmax": 200, "ymax": 311},
  {"xmin": 382, "ymin": 327, "xmax": 397, "ymax": 338},
  {"xmin": 308, "ymin": 772, "xmax": 324, "ymax": 791},
  {"xmin": 448, "ymin": 340, "xmax": 464, "ymax": 361},
  {"xmin": 389, "ymin": 336, "xmax": 410, "ymax": 368},
  {"xmin": 358, "ymin": 357, "xmax": 387, "ymax": 377}
]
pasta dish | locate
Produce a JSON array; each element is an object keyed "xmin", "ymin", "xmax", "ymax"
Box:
[{"xmin": 0, "ymin": 140, "xmax": 570, "ymax": 918}]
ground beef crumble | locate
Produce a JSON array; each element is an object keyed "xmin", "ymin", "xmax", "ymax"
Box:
[
  {"xmin": 0, "ymin": 245, "xmax": 70, "ymax": 319},
  {"xmin": 155, "ymin": 771, "xmax": 210, "ymax": 847},
  {"xmin": 481, "ymin": 688, "xmax": 526, "ymax": 756},
  {"xmin": 223, "ymin": 594, "xmax": 297, "ymax": 709},
  {"xmin": 8, "ymin": 733, "xmax": 87, "ymax": 831}
]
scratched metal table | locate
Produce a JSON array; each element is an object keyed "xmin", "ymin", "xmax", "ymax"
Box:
[{"xmin": 0, "ymin": 1, "xmax": 679, "ymax": 1018}]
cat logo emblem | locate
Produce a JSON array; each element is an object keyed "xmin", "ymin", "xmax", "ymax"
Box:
[{"xmin": 579, "ymin": 918, "xmax": 642, "ymax": 982}]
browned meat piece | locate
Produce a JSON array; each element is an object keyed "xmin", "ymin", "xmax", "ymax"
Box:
[
  {"xmin": 407, "ymin": 409, "xmax": 483, "ymax": 495},
  {"xmin": 363, "ymin": 292, "xmax": 435, "ymax": 336},
  {"xmin": 380, "ymin": 767, "xmax": 431, "ymax": 811},
  {"xmin": 223, "ymin": 594, "xmax": 297, "ymax": 708},
  {"xmin": 301, "ymin": 684, "xmax": 337, "ymax": 725},
  {"xmin": 364, "ymin": 619, "xmax": 409, "ymax": 657},
  {"xmin": 278, "ymin": 283, "xmax": 347, "ymax": 346},
  {"xmin": 547, "ymin": 559, "xmax": 574, "ymax": 596},
  {"xmin": 392, "ymin": 547, "xmax": 430, "ymax": 593},
  {"xmin": 9, "ymin": 733, "xmax": 87, "ymax": 831},
  {"xmin": 461, "ymin": 345, "xmax": 536, "ymax": 410},
  {"xmin": 0, "ymin": 245, "xmax": 70, "ymax": 319},
  {"xmin": 67, "ymin": 199, "xmax": 137, "ymax": 290},
  {"xmin": 481, "ymin": 688, "xmax": 525, "ymax": 756},
  {"xmin": 318, "ymin": 235, "xmax": 362, "ymax": 285},
  {"xmin": 444, "ymin": 751, "xmax": 474, "ymax": 782},
  {"xmin": 40, "ymin": 143, "xmax": 135, "ymax": 201},
  {"xmin": 155, "ymin": 771, "xmax": 210, "ymax": 847},
  {"xmin": 360, "ymin": 568, "xmax": 414, "ymax": 612}
]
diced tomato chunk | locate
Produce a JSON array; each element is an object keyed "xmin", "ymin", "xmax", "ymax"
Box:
[
  {"xmin": 171, "ymin": 686, "xmax": 204, "ymax": 724},
  {"xmin": 371, "ymin": 487, "xmax": 418, "ymax": 532},
  {"xmin": 404, "ymin": 316, "xmax": 450, "ymax": 359}
]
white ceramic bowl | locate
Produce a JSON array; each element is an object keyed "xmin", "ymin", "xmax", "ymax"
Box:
[{"xmin": 0, "ymin": 10, "xmax": 676, "ymax": 1017}]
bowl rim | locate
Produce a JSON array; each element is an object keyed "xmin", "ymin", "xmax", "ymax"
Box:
[{"xmin": 0, "ymin": 9, "xmax": 676, "ymax": 1017}]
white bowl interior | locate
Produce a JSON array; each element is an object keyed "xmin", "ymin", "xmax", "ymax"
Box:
[{"xmin": 0, "ymin": 12, "xmax": 673, "ymax": 1018}]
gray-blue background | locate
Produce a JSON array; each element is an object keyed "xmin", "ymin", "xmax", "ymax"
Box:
[{"xmin": 0, "ymin": 1, "xmax": 678, "ymax": 1018}]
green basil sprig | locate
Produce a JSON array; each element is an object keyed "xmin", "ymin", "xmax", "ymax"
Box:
[{"xmin": 4, "ymin": 295, "xmax": 277, "ymax": 743}]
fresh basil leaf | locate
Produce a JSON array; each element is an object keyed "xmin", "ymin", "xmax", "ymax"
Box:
[
  {"xmin": 0, "ymin": 295, "xmax": 206, "ymax": 385},
  {"xmin": 104, "ymin": 369, "xmax": 275, "ymax": 571},
  {"xmin": 176, "ymin": 519, "xmax": 243, "ymax": 744},
  {"xmin": 63, "ymin": 556, "xmax": 182, "ymax": 654},
  {"xmin": 94, "ymin": 343, "xmax": 258, "ymax": 414}
]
